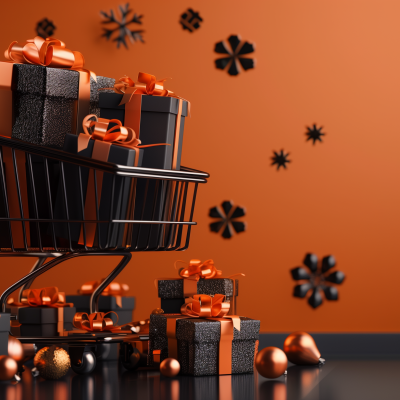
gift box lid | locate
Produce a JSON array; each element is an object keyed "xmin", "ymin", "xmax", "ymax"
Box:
[
  {"xmin": 11, "ymin": 64, "xmax": 79, "ymax": 99},
  {"xmin": 157, "ymin": 279, "xmax": 239, "ymax": 299},
  {"xmin": 7, "ymin": 306, "xmax": 76, "ymax": 324},
  {"xmin": 99, "ymin": 92, "xmax": 189, "ymax": 117},
  {"xmin": 66, "ymin": 295, "xmax": 135, "ymax": 311}
]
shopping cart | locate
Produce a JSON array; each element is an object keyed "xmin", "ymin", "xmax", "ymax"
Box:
[{"xmin": 0, "ymin": 135, "xmax": 208, "ymax": 373}]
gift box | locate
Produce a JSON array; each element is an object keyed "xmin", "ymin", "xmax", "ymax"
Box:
[
  {"xmin": 7, "ymin": 306, "xmax": 76, "ymax": 336},
  {"xmin": 98, "ymin": 75, "xmax": 189, "ymax": 171},
  {"xmin": 53, "ymin": 123, "xmax": 143, "ymax": 247},
  {"xmin": 148, "ymin": 313, "xmax": 260, "ymax": 376},
  {"xmin": 66, "ymin": 295, "xmax": 135, "ymax": 325},
  {"xmin": 0, "ymin": 313, "xmax": 10, "ymax": 355}
]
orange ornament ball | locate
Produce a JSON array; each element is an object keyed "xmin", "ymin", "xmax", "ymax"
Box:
[
  {"xmin": 8, "ymin": 336, "xmax": 24, "ymax": 362},
  {"xmin": 255, "ymin": 347, "xmax": 288, "ymax": 379},
  {"xmin": 0, "ymin": 356, "xmax": 18, "ymax": 380},
  {"xmin": 283, "ymin": 331, "xmax": 322, "ymax": 365},
  {"xmin": 160, "ymin": 358, "xmax": 180, "ymax": 377}
]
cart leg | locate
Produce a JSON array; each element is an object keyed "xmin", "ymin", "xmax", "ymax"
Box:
[{"xmin": 18, "ymin": 256, "xmax": 47, "ymax": 302}]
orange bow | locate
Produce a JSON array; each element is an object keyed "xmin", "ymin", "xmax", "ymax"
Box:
[
  {"xmin": 4, "ymin": 36, "xmax": 95, "ymax": 80},
  {"xmin": 77, "ymin": 114, "xmax": 169, "ymax": 153},
  {"xmin": 17, "ymin": 287, "xmax": 72, "ymax": 308},
  {"xmin": 73, "ymin": 311, "xmax": 121, "ymax": 332},
  {"xmin": 175, "ymin": 259, "xmax": 222, "ymax": 281},
  {"xmin": 180, "ymin": 294, "xmax": 232, "ymax": 319},
  {"xmin": 78, "ymin": 279, "xmax": 129, "ymax": 308}
]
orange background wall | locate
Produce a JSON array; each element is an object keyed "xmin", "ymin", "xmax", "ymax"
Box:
[{"xmin": 0, "ymin": 0, "xmax": 399, "ymax": 332}]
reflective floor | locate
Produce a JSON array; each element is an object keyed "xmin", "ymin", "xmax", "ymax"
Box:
[{"xmin": 1, "ymin": 358, "xmax": 399, "ymax": 400}]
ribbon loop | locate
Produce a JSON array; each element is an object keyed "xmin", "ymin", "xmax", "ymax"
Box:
[
  {"xmin": 181, "ymin": 294, "xmax": 233, "ymax": 319},
  {"xmin": 19, "ymin": 286, "xmax": 72, "ymax": 308},
  {"xmin": 175, "ymin": 259, "xmax": 222, "ymax": 281},
  {"xmin": 73, "ymin": 311, "xmax": 120, "ymax": 332}
]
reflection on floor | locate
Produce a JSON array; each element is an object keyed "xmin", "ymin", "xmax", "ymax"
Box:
[{"xmin": 0, "ymin": 358, "xmax": 399, "ymax": 400}]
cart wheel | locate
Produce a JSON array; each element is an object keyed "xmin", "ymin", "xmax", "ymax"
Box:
[
  {"xmin": 71, "ymin": 351, "xmax": 96, "ymax": 375},
  {"xmin": 121, "ymin": 347, "xmax": 146, "ymax": 371}
]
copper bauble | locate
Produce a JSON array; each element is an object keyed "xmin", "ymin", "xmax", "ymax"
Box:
[
  {"xmin": 8, "ymin": 336, "xmax": 24, "ymax": 362},
  {"xmin": 151, "ymin": 308, "xmax": 164, "ymax": 315},
  {"xmin": 33, "ymin": 345, "xmax": 71, "ymax": 379},
  {"xmin": 160, "ymin": 358, "xmax": 180, "ymax": 377},
  {"xmin": 255, "ymin": 347, "xmax": 288, "ymax": 379},
  {"xmin": 0, "ymin": 355, "xmax": 18, "ymax": 380},
  {"xmin": 283, "ymin": 331, "xmax": 324, "ymax": 365}
]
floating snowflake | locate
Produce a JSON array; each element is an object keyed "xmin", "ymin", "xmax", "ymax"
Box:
[
  {"xmin": 306, "ymin": 124, "xmax": 325, "ymax": 145},
  {"xmin": 36, "ymin": 18, "xmax": 56, "ymax": 39},
  {"xmin": 291, "ymin": 253, "xmax": 345, "ymax": 309},
  {"xmin": 271, "ymin": 150, "xmax": 291, "ymax": 170},
  {"xmin": 214, "ymin": 35, "xmax": 255, "ymax": 76},
  {"xmin": 180, "ymin": 8, "xmax": 203, "ymax": 32},
  {"xmin": 209, "ymin": 201, "xmax": 246, "ymax": 239},
  {"xmin": 101, "ymin": 3, "xmax": 144, "ymax": 49}
]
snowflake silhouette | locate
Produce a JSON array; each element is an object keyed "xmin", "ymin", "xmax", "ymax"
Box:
[
  {"xmin": 291, "ymin": 253, "xmax": 345, "ymax": 309},
  {"xmin": 306, "ymin": 124, "xmax": 325, "ymax": 144},
  {"xmin": 271, "ymin": 150, "xmax": 291, "ymax": 170},
  {"xmin": 101, "ymin": 3, "xmax": 144, "ymax": 49},
  {"xmin": 180, "ymin": 8, "xmax": 203, "ymax": 32},
  {"xmin": 209, "ymin": 201, "xmax": 246, "ymax": 239},
  {"xmin": 214, "ymin": 35, "xmax": 255, "ymax": 76},
  {"xmin": 36, "ymin": 18, "xmax": 56, "ymax": 39}
]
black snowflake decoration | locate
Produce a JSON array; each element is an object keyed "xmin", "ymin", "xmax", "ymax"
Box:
[
  {"xmin": 271, "ymin": 150, "xmax": 291, "ymax": 170},
  {"xmin": 306, "ymin": 124, "xmax": 325, "ymax": 144},
  {"xmin": 36, "ymin": 18, "xmax": 56, "ymax": 39},
  {"xmin": 214, "ymin": 35, "xmax": 255, "ymax": 76},
  {"xmin": 291, "ymin": 253, "xmax": 345, "ymax": 309},
  {"xmin": 209, "ymin": 201, "xmax": 246, "ymax": 239},
  {"xmin": 101, "ymin": 3, "xmax": 144, "ymax": 49},
  {"xmin": 180, "ymin": 8, "xmax": 203, "ymax": 32}
]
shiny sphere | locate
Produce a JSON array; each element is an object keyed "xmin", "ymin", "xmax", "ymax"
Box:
[
  {"xmin": 160, "ymin": 358, "xmax": 180, "ymax": 377},
  {"xmin": 8, "ymin": 336, "xmax": 24, "ymax": 362},
  {"xmin": 151, "ymin": 308, "xmax": 164, "ymax": 315},
  {"xmin": 255, "ymin": 347, "xmax": 288, "ymax": 379},
  {"xmin": 34, "ymin": 346, "xmax": 71, "ymax": 380},
  {"xmin": 283, "ymin": 331, "xmax": 321, "ymax": 365},
  {"xmin": 0, "ymin": 356, "xmax": 18, "ymax": 380}
]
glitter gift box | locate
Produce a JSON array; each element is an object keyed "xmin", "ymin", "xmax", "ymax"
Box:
[
  {"xmin": 157, "ymin": 279, "xmax": 239, "ymax": 314},
  {"xmin": 148, "ymin": 314, "xmax": 259, "ymax": 376},
  {"xmin": 6, "ymin": 306, "xmax": 76, "ymax": 337}
]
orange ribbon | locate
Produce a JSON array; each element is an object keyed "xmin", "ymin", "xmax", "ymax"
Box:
[
  {"xmin": 165, "ymin": 294, "xmax": 241, "ymax": 375},
  {"xmin": 176, "ymin": 259, "xmax": 222, "ymax": 281},
  {"xmin": 78, "ymin": 279, "xmax": 129, "ymax": 308},
  {"xmin": 73, "ymin": 311, "xmax": 121, "ymax": 332}
]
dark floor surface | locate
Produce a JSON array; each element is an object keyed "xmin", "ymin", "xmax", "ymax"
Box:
[{"xmin": 0, "ymin": 357, "xmax": 399, "ymax": 400}]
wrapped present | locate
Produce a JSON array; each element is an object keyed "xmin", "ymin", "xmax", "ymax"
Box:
[
  {"xmin": 156, "ymin": 260, "xmax": 242, "ymax": 315},
  {"xmin": 148, "ymin": 294, "xmax": 260, "ymax": 376},
  {"xmin": 66, "ymin": 279, "xmax": 135, "ymax": 325},
  {"xmin": 52, "ymin": 115, "xmax": 149, "ymax": 248},
  {"xmin": 0, "ymin": 313, "xmax": 10, "ymax": 355},
  {"xmin": 99, "ymin": 73, "xmax": 189, "ymax": 170},
  {"xmin": 6, "ymin": 287, "xmax": 75, "ymax": 337}
]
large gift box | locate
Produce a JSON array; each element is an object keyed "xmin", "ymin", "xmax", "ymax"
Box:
[
  {"xmin": 99, "ymin": 73, "xmax": 189, "ymax": 171},
  {"xmin": 6, "ymin": 287, "xmax": 75, "ymax": 337},
  {"xmin": 53, "ymin": 116, "xmax": 143, "ymax": 248},
  {"xmin": 156, "ymin": 260, "xmax": 240, "ymax": 315},
  {"xmin": 148, "ymin": 298, "xmax": 260, "ymax": 376},
  {"xmin": 0, "ymin": 313, "xmax": 10, "ymax": 355},
  {"xmin": 66, "ymin": 279, "xmax": 135, "ymax": 325}
]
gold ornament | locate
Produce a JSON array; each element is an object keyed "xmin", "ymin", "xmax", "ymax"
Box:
[
  {"xmin": 283, "ymin": 331, "xmax": 325, "ymax": 365},
  {"xmin": 33, "ymin": 345, "xmax": 71, "ymax": 380},
  {"xmin": 8, "ymin": 336, "xmax": 24, "ymax": 362},
  {"xmin": 255, "ymin": 347, "xmax": 287, "ymax": 379},
  {"xmin": 160, "ymin": 358, "xmax": 180, "ymax": 377},
  {"xmin": 151, "ymin": 308, "xmax": 164, "ymax": 315},
  {"xmin": 0, "ymin": 355, "xmax": 18, "ymax": 380}
]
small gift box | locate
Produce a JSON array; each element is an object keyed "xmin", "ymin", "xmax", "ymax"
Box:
[
  {"xmin": 148, "ymin": 295, "xmax": 260, "ymax": 376},
  {"xmin": 52, "ymin": 115, "xmax": 144, "ymax": 248},
  {"xmin": 156, "ymin": 260, "xmax": 241, "ymax": 315},
  {"xmin": 66, "ymin": 280, "xmax": 135, "ymax": 325},
  {"xmin": 6, "ymin": 287, "xmax": 75, "ymax": 337},
  {"xmin": 0, "ymin": 313, "xmax": 10, "ymax": 355},
  {"xmin": 99, "ymin": 73, "xmax": 189, "ymax": 170}
]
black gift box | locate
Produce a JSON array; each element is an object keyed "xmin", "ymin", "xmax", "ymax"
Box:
[
  {"xmin": 99, "ymin": 92, "xmax": 188, "ymax": 170},
  {"xmin": 53, "ymin": 133, "xmax": 143, "ymax": 247},
  {"xmin": 6, "ymin": 306, "xmax": 75, "ymax": 337},
  {"xmin": 0, "ymin": 313, "xmax": 10, "ymax": 355},
  {"xmin": 66, "ymin": 295, "xmax": 135, "ymax": 325},
  {"xmin": 89, "ymin": 76, "xmax": 115, "ymax": 117},
  {"xmin": 148, "ymin": 314, "xmax": 260, "ymax": 376},
  {"xmin": 157, "ymin": 279, "xmax": 239, "ymax": 314},
  {"xmin": 10, "ymin": 64, "xmax": 115, "ymax": 149}
]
